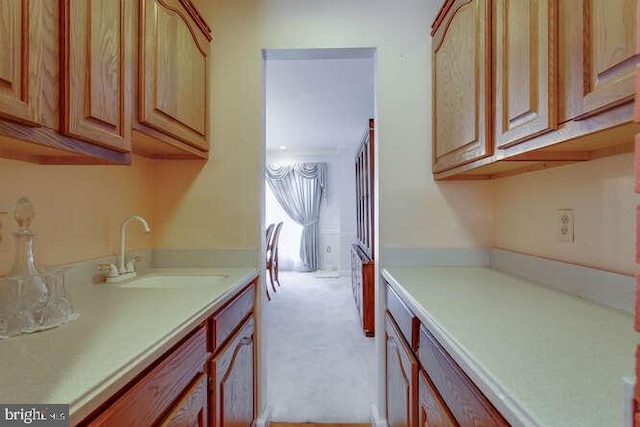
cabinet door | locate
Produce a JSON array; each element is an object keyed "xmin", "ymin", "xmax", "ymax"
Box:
[
  {"xmin": 494, "ymin": 0, "xmax": 558, "ymax": 149},
  {"xmin": 562, "ymin": 0, "xmax": 639, "ymax": 121},
  {"xmin": 60, "ymin": 0, "xmax": 132, "ymax": 152},
  {"xmin": 160, "ymin": 374, "xmax": 208, "ymax": 427},
  {"xmin": 210, "ymin": 316, "xmax": 255, "ymax": 427},
  {"xmin": 418, "ymin": 370, "xmax": 456, "ymax": 427},
  {"xmin": 0, "ymin": 0, "xmax": 43, "ymax": 126},
  {"xmin": 139, "ymin": 0, "xmax": 209, "ymax": 151},
  {"xmin": 386, "ymin": 313, "xmax": 418, "ymax": 427},
  {"xmin": 432, "ymin": 0, "xmax": 491, "ymax": 173}
]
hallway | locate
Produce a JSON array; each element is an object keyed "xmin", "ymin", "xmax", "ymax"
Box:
[{"xmin": 266, "ymin": 271, "xmax": 376, "ymax": 422}]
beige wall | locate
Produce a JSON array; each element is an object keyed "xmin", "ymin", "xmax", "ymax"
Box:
[
  {"xmin": 0, "ymin": 156, "xmax": 155, "ymax": 272},
  {"xmin": 493, "ymin": 153, "xmax": 637, "ymax": 275},
  {"xmin": 152, "ymin": 0, "xmax": 263, "ymax": 251},
  {"xmin": 183, "ymin": 0, "xmax": 495, "ymax": 257},
  {"xmin": 0, "ymin": 0, "xmax": 630, "ymax": 277}
]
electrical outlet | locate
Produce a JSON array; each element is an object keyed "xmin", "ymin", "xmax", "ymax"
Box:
[
  {"xmin": 558, "ymin": 209, "xmax": 574, "ymax": 242},
  {"xmin": 0, "ymin": 211, "xmax": 9, "ymax": 252}
]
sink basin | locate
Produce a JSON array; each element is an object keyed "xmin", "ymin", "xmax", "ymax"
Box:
[{"xmin": 119, "ymin": 274, "xmax": 229, "ymax": 289}]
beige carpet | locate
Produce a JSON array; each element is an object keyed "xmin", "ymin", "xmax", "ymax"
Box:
[{"xmin": 266, "ymin": 271, "xmax": 375, "ymax": 422}]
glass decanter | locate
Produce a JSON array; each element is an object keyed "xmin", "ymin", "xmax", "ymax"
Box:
[{"xmin": 7, "ymin": 197, "xmax": 48, "ymax": 330}]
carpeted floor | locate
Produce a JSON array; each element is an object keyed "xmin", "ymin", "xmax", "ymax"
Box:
[{"xmin": 266, "ymin": 271, "xmax": 376, "ymax": 422}]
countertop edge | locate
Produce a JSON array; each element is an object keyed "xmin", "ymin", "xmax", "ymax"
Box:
[
  {"xmin": 69, "ymin": 269, "xmax": 259, "ymax": 424},
  {"xmin": 381, "ymin": 267, "xmax": 540, "ymax": 427}
]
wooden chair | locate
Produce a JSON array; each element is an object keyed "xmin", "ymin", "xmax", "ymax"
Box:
[
  {"xmin": 266, "ymin": 222, "xmax": 283, "ymax": 295},
  {"xmin": 265, "ymin": 223, "xmax": 275, "ymax": 300}
]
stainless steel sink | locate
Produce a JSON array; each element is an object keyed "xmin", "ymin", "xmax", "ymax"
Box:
[{"xmin": 118, "ymin": 274, "xmax": 229, "ymax": 289}]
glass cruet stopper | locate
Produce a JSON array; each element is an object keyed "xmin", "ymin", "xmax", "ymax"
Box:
[
  {"xmin": 14, "ymin": 197, "xmax": 35, "ymax": 232},
  {"xmin": 8, "ymin": 197, "xmax": 48, "ymax": 328}
]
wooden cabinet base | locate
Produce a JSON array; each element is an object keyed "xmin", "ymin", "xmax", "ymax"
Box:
[
  {"xmin": 209, "ymin": 316, "xmax": 255, "ymax": 427},
  {"xmin": 385, "ymin": 280, "xmax": 508, "ymax": 427},
  {"xmin": 351, "ymin": 244, "xmax": 375, "ymax": 337},
  {"xmin": 385, "ymin": 313, "xmax": 418, "ymax": 427},
  {"xmin": 81, "ymin": 279, "xmax": 258, "ymax": 427}
]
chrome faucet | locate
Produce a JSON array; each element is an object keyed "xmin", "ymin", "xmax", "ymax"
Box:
[{"xmin": 99, "ymin": 215, "xmax": 151, "ymax": 283}]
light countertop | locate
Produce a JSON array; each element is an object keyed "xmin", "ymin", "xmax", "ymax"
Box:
[
  {"xmin": 0, "ymin": 267, "xmax": 258, "ymax": 424},
  {"xmin": 382, "ymin": 266, "xmax": 637, "ymax": 427}
]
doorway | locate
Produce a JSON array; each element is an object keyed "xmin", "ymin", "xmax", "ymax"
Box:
[{"xmin": 261, "ymin": 47, "xmax": 376, "ymax": 422}]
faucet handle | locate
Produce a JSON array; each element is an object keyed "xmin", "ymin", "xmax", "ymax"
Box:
[
  {"xmin": 98, "ymin": 263, "xmax": 119, "ymax": 279},
  {"xmin": 125, "ymin": 256, "xmax": 142, "ymax": 274}
]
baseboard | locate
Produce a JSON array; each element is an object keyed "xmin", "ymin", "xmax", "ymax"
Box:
[
  {"xmin": 381, "ymin": 247, "xmax": 490, "ymax": 267},
  {"xmin": 370, "ymin": 404, "xmax": 387, "ymax": 427},
  {"xmin": 254, "ymin": 404, "xmax": 272, "ymax": 427}
]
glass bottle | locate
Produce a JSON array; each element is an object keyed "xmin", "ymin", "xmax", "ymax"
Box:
[{"xmin": 7, "ymin": 197, "xmax": 48, "ymax": 329}]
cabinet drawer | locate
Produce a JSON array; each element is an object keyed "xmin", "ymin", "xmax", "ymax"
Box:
[
  {"xmin": 385, "ymin": 282, "xmax": 418, "ymax": 350},
  {"xmin": 89, "ymin": 326, "xmax": 207, "ymax": 426},
  {"xmin": 418, "ymin": 325, "xmax": 508, "ymax": 426},
  {"xmin": 212, "ymin": 283, "xmax": 255, "ymax": 350}
]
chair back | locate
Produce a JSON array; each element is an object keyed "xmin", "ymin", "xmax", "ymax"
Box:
[
  {"xmin": 270, "ymin": 222, "xmax": 283, "ymax": 262},
  {"xmin": 266, "ymin": 223, "xmax": 275, "ymax": 247},
  {"xmin": 271, "ymin": 222, "xmax": 283, "ymax": 252}
]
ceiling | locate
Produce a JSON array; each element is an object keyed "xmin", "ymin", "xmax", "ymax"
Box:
[{"xmin": 264, "ymin": 48, "xmax": 375, "ymax": 153}]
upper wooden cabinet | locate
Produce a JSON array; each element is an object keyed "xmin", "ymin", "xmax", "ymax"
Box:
[
  {"xmin": 133, "ymin": 0, "xmax": 211, "ymax": 159},
  {"xmin": 0, "ymin": 0, "xmax": 43, "ymax": 126},
  {"xmin": 432, "ymin": 0, "xmax": 492, "ymax": 173},
  {"xmin": 562, "ymin": 0, "xmax": 638, "ymax": 121},
  {"xmin": 60, "ymin": 0, "xmax": 132, "ymax": 152},
  {"xmin": 0, "ymin": 0, "xmax": 211, "ymax": 164},
  {"xmin": 494, "ymin": 0, "xmax": 558, "ymax": 149},
  {"xmin": 433, "ymin": 0, "xmax": 640, "ymax": 180}
]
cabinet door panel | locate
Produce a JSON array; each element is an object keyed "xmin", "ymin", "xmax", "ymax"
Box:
[
  {"xmin": 210, "ymin": 316, "xmax": 255, "ymax": 427},
  {"xmin": 418, "ymin": 370, "xmax": 456, "ymax": 427},
  {"xmin": 432, "ymin": 0, "xmax": 491, "ymax": 172},
  {"xmin": 386, "ymin": 313, "xmax": 417, "ymax": 427},
  {"xmin": 563, "ymin": 0, "xmax": 639, "ymax": 120},
  {"xmin": 139, "ymin": 0, "xmax": 209, "ymax": 151},
  {"xmin": 61, "ymin": 0, "xmax": 132, "ymax": 151},
  {"xmin": 494, "ymin": 0, "xmax": 558, "ymax": 148},
  {"xmin": 0, "ymin": 0, "xmax": 42, "ymax": 125},
  {"xmin": 160, "ymin": 374, "xmax": 207, "ymax": 427}
]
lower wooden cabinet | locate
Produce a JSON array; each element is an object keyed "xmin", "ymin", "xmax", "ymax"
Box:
[
  {"xmin": 87, "ymin": 327, "xmax": 208, "ymax": 426},
  {"xmin": 82, "ymin": 279, "xmax": 257, "ymax": 427},
  {"xmin": 209, "ymin": 316, "xmax": 255, "ymax": 427},
  {"xmin": 351, "ymin": 244, "xmax": 375, "ymax": 337},
  {"xmin": 385, "ymin": 281, "xmax": 508, "ymax": 427},
  {"xmin": 419, "ymin": 325, "xmax": 508, "ymax": 426},
  {"xmin": 385, "ymin": 313, "xmax": 418, "ymax": 427}
]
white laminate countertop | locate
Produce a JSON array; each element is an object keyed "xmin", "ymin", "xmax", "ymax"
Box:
[
  {"xmin": 0, "ymin": 267, "xmax": 258, "ymax": 425},
  {"xmin": 382, "ymin": 266, "xmax": 637, "ymax": 427}
]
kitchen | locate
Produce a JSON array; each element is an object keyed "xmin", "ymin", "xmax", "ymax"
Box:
[{"xmin": 0, "ymin": 0, "xmax": 638, "ymax": 426}]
